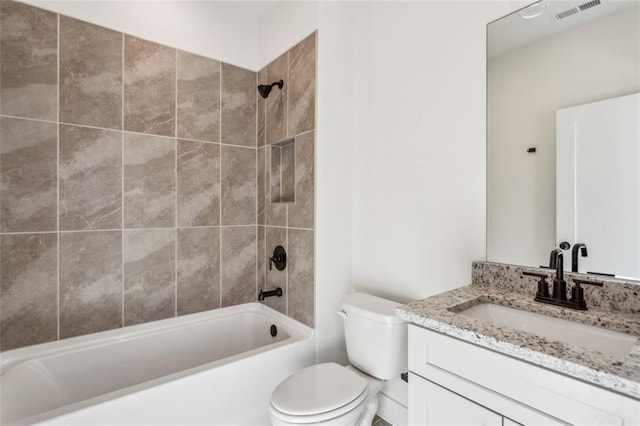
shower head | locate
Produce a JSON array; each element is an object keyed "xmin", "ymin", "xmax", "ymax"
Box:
[{"xmin": 258, "ymin": 80, "xmax": 284, "ymax": 99}]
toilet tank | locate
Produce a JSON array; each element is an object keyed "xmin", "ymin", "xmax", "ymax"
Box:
[{"xmin": 341, "ymin": 293, "xmax": 407, "ymax": 380}]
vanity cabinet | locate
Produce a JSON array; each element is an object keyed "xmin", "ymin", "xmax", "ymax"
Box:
[
  {"xmin": 409, "ymin": 374, "xmax": 502, "ymax": 425},
  {"xmin": 408, "ymin": 324, "xmax": 640, "ymax": 425}
]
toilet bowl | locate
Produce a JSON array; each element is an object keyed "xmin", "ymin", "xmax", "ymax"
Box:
[
  {"xmin": 270, "ymin": 363, "xmax": 385, "ymax": 425},
  {"xmin": 269, "ymin": 293, "xmax": 407, "ymax": 425}
]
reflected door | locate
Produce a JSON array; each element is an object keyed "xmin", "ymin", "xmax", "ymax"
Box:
[{"xmin": 556, "ymin": 93, "xmax": 640, "ymax": 278}]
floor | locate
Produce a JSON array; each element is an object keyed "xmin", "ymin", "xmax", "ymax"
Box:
[{"xmin": 373, "ymin": 415, "xmax": 393, "ymax": 426}]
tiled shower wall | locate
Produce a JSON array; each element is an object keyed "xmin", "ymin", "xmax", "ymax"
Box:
[
  {"xmin": 0, "ymin": 0, "xmax": 315, "ymax": 351},
  {"xmin": 257, "ymin": 33, "xmax": 316, "ymax": 327}
]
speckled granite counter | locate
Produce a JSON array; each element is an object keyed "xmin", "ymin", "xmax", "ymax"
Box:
[{"xmin": 396, "ymin": 262, "xmax": 640, "ymax": 400}]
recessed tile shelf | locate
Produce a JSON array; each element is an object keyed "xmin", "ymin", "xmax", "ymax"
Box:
[{"xmin": 270, "ymin": 138, "xmax": 295, "ymax": 204}]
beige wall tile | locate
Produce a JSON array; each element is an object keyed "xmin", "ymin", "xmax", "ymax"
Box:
[
  {"xmin": 0, "ymin": 3, "xmax": 317, "ymax": 347},
  {"xmin": 59, "ymin": 125, "xmax": 122, "ymax": 230},
  {"xmin": 258, "ymin": 225, "xmax": 266, "ymax": 292},
  {"xmin": 59, "ymin": 16, "xmax": 122, "ymax": 129},
  {"xmin": 280, "ymin": 143, "xmax": 295, "ymax": 203},
  {"xmin": 177, "ymin": 51, "xmax": 220, "ymax": 142},
  {"xmin": 0, "ymin": 233, "xmax": 58, "ymax": 350},
  {"xmin": 264, "ymin": 146, "xmax": 287, "ymax": 227},
  {"xmin": 177, "ymin": 227, "xmax": 220, "ymax": 315},
  {"xmin": 221, "ymin": 63, "xmax": 256, "ymax": 147},
  {"xmin": 257, "ymin": 67, "xmax": 267, "ymax": 147},
  {"xmin": 288, "ymin": 32, "xmax": 316, "ymax": 136},
  {"xmin": 124, "ymin": 35, "xmax": 175, "ymax": 137},
  {"xmin": 288, "ymin": 132, "xmax": 314, "ymax": 229},
  {"xmin": 265, "ymin": 52, "xmax": 288, "ymax": 145},
  {"xmin": 288, "ymin": 229, "xmax": 314, "ymax": 327},
  {"xmin": 124, "ymin": 229, "xmax": 175, "ymax": 325},
  {"xmin": 221, "ymin": 145, "xmax": 256, "ymax": 226},
  {"xmin": 264, "ymin": 226, "xmax": 286, "ymax": 314},
  {"xmin": 0, "ymin": 117, "xmax": 57, "ymax": 232},
  {"xmin": 257, "ymin": 147, "xmax": 266, "ymax": 225},
  {"xmin": 177, "ymin": 140, "xmax": 220, "ymax": 227},
  {"xmin": 221, "ymin": 226, "xmax": 256, "ymax": 307},
  {"xmin": 59, "ymin": 231, "xmax": 122, "ymax": 338},
  {"xmin": 124, "ymin": 133, "xmax": 175, "ymax": 228},
  {"xmin": 0, "ymin": 0, "xmax": 57, "ymax": 120}
]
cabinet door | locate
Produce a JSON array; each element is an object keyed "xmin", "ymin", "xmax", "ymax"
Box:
[{"xmin": 409, "ymin": 373, "xmax": 502, "ymax": 425}]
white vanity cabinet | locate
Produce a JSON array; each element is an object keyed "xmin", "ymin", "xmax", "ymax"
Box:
[
  {"xmin": 409, "ymin": 374, "xmax": 502, "ymax": 425},
  {"xmin": 408, "ymin": 324, "xmax": 640, "ymax": 425}
]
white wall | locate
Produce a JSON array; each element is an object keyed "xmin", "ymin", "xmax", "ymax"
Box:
[
  {"xmin": 314, "ymin": 2, "xmax": 356, "ymax": 366},
  {"xmin": 20, "ymin": 0, "xmax": 265, "ymax": 70},
  {"xmin": 487, "ymin": 6, "xmax": 640, "ymax": 269},
  {"xmin": 258, "ymin": 1, "xmax": 319, "ymax": 67},
  {"xmin": 258, "ymin": 1, "xmax": 355, "ymax": 366},
  {"xmin": 351, "ymin": 1, "xmax": 517, "ymax": 303}
]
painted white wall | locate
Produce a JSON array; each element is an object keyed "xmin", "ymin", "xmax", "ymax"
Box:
[
  {"xmin": 487, "ymin": 6, "xmax": 640, "ymax": 269},
  {"xmin": 258, "ymin": 1, "xmax": 319, "ymax": 67},
  {"xmin": 314, "ymin": 2, "xmax": 355, "ymax": 366},
  {"xmin": 351, "ymin": 1, "xmax": 517, "ymax": 303},
  {"xmin": 257, "ymin": 0, "xmax": 355, "ymax": 366},
  {"xmin": 19, "ymin": 0, "xmax": 266, "ymax": 70}
]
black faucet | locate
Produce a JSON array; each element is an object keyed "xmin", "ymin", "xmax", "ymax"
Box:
[
  {"xmin": 549, "ymin": 248, "xmax": 567, "ymax": 301},
  {"xmin": 258, "ymin": 287, "xmax": 283, "ymax": 301},
  {"xmin": 571, "ymin": 243, "xmax": 588, "ymax": 273},
  {"xmin": 522, "ymin": 247, "xmax": 602, "ymax": 310}
]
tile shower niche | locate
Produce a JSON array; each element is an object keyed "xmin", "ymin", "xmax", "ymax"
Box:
[{"xmin": 271, "ymin": 138, "xmax": 295, "ymax": 203}]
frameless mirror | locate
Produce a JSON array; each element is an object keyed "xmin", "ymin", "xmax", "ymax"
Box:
[{"xmin": 487, "ymin": 0, "xmax": 640, "ymax": 279}]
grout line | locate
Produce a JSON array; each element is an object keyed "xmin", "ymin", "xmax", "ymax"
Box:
[
  {"xmin": 293, "ymin": 132, "xmax": 297, "ymax": 208},
  {"xmin": 0, "ymin": 114, "xmax": 256, "ymax": 150},
  {"xmin": 174, "ymin": 48, "xmax": 178, "ymax": 318},
  {"xmin": 255, "ymin": 72, "xmax": 259, "ymax": 302},
  {"xmin": 56, "ymin": 13, "xmax": 61, "ymax": 341},
  {"xmin": 0, "ymin": 225, "xmax": 276, "ymax": 236},
  {"xmin": 279, "ymin": 147, "xmax": 283, "ymax": 203},
  {"xmin": 219, "ymin": 61, "xmax": 223, "ymax": 308},
  {"xmin": 121, "ymin": 31, "xmax": 125, "ymax": 328},
  {"xmin": 285, "ymin": 49, "xmax": 290, "ymax": 316}
]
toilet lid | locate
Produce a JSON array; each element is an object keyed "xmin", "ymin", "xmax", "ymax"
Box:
[{"xmin": 271, "ymin": 363, "xmax": 368, "ymax": 416}]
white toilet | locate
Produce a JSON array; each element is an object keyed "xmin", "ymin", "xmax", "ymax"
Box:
[{"xmin": 270, "ymin": 293, "xmax": 407, "ymax": 425}]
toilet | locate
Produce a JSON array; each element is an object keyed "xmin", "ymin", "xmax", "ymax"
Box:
[{"xmin": 270, "ymin": 293, "xmax": 407, "ymax": 425}]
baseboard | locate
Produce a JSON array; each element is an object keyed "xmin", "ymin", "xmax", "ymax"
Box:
[{"xmin": 377, "ymin": 392, "xmax": 408, "ymax": 425}]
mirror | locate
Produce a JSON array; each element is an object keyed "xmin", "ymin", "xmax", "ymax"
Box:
[{"xmin": 487, "ymin": 0, "xmax": 640, "ymax": 279}]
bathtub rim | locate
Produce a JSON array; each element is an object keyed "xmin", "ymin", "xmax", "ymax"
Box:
[
  {"xmin": 1, "ymin": 303, "xmax": 314, "ymax": 424},
  {"xmin": 1, "ymin": 302, "xmax": 312, "ymax": 372}
]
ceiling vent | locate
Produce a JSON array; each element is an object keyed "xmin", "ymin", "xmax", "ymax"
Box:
[
  {"xmin": 556, "ymin": 0, "xmax": 601, "ymax": 20},
  {"xmin": 556, "ymin": 7, "xmax": 579, "ymax": 20},
  {"xmin": 579, "ymin": 0, "xmax": 601, "ymax": 11}
]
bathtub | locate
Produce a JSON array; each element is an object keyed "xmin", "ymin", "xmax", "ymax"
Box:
[{"xmin": 0, "ymin": 303, "xmax": 315, "ymax": 425}]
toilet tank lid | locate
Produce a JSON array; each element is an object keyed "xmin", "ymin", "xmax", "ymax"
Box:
[{"xmin": 341, "ymin": 293, "xmax": 405, "ymax": 324}]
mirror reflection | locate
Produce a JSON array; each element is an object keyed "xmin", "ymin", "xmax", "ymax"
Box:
[{"xmin": 487, "ymin": 0, "xmax": 640, "ymax": 279}]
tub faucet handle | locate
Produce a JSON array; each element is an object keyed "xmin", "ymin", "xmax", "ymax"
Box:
[{"xmin": 269, "ymin": 245, "xmax": 287, "ymax": 271}]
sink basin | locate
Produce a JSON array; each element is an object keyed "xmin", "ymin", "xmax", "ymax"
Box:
[{"xmin": 458, "ymin": 303, "xmax": 637, "ymax": 358}]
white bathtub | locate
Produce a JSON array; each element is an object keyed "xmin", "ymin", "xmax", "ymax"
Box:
[{"xmin": 0, "ymin": 303, "xmax": 315, "ymax": 425}]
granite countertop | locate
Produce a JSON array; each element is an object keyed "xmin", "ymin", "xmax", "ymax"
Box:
[{"xmin": 396, "ymin": 284, "xmax": 640, "ymax": 400}]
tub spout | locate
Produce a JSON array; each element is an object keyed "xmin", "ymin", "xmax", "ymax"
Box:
[{"xmin": 259, "ymin": 287, "xmax": 283, "ymax": 301}]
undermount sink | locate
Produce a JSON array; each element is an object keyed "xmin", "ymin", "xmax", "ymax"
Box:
[{"xmin": 458, "ymin": 303, "xmax": 637, "ymax": 358}]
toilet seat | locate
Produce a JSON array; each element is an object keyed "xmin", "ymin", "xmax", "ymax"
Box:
[{"xmin": 270, "ymin": 363, "xmax": 369, "ymax": 424}]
